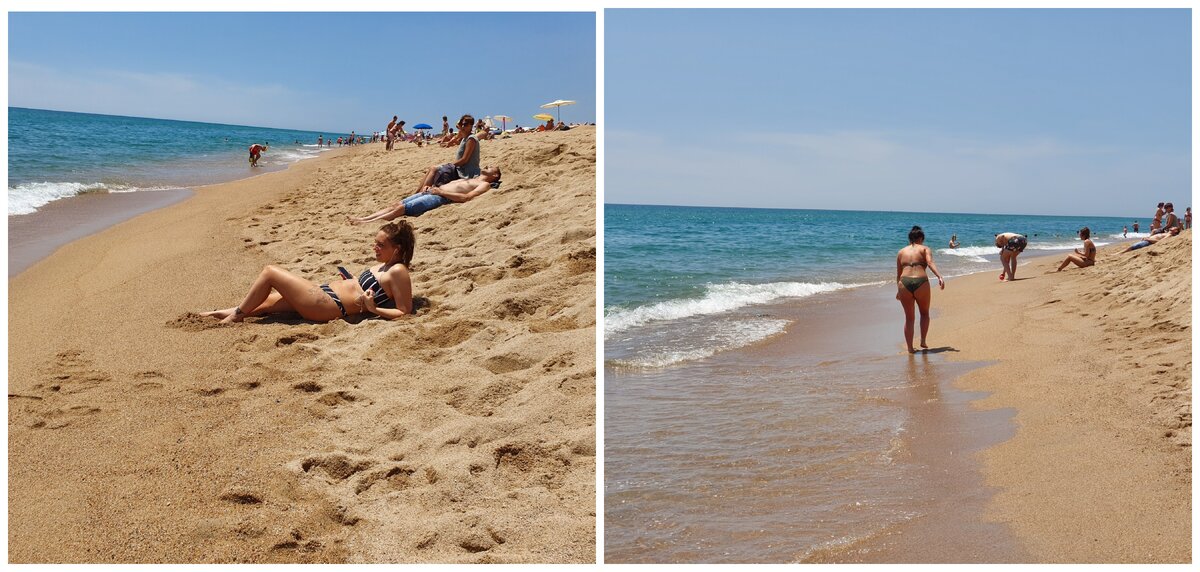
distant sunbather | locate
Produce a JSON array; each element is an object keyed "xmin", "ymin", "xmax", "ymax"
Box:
[
  {"xmin": 1123, "ymin": 225, "xmax": 1179, "ymax": 253},
  {"xmin": 347, "ymin": 167, "xmax": 502, "ymax": 224},
  {"xmin": 201, "ymin": 223, "xmax": 415, "ymax": 323}
]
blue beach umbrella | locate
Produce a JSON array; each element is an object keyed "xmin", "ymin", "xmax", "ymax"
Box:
[{"xmin": 412, "ymin": 123, "xmax": 433, "ymax": 130}]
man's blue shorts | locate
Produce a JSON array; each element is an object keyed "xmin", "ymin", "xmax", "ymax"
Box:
[{"xmin": 402, "ymin": 192, "xmax": 451, "ymax": 217}]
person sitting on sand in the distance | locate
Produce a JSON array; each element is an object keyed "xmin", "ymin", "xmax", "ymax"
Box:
[
  {"xmin": 1055, "ymin": 227, "xmax": 1096, "ymax": 272},
  {"xmin": 201, "ymin": 222, "xmax": 415, "ymax": 323},
  {"xmin": 347, "ymin": 167, "xmax": 502, "ymax": 224},
  {"xmin": 1123, "ymin": 224, "xmax": 1180, "ymax": 253},
  {"xmin": 994, "ymin": 232, "xmax": 1027, "ymax": 281},
  {"xmin": 896, "ymin": 225, "xmax": 945, "ymax": 354},
  {"xmin": 1153, "ymin": 203, "xmax": 1178, "ymax": 235}
]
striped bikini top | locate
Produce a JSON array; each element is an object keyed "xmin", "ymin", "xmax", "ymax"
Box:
[{"xmin": 358, "ymin": 267, "xmax": 396, "ymax": 309}]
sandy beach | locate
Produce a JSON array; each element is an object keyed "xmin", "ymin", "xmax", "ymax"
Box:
[
  {"xmin": 8, "ymin": 128, "xmax": 596, "ymax": 563},
  {"xmin": 829, "ymin": 235, "xmax": 1192, "ymax": 563},
  {"xmin": 932, "ymin": 235, "xmax": 1192, "ymax": 563}
]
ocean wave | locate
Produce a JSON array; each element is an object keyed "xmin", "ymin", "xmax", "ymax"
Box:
[
  {"xmin": 606, "ymin": 318, "xmax": 789, "ymax": 368},
  {"xmin": 605, "ymin": 280, "xmax": 853, "ymax": 338},
  {"xmin": 8, "ymin": 181, "xmax": 178, "ymax": 215},
  {"xmin": 938, "ymin": 240, "xmax": 1111, "ymax": 259},
  {"xmin": 1108, "ymin": 232, "xmax": 1150, "ymax": 239}
]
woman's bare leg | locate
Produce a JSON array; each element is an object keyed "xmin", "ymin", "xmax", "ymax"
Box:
[
  {"xmin": 416, "ymin": 165, "xmax": 439, "ymax": 194},
  {"xmin": 897, "ymin": 286, "xmax": 917, "ymax": 353},
  {"xmin": 914, "ymin": 282, "xmax": 932, "ymax": 349},
  {"xmin": 209, "ymin": 265, "xmax": 340, "ymax": 323}
]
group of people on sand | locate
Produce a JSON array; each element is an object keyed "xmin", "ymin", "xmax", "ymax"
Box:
[
  {"xmin": 896, "ymin": 200, "xmax": 1189, "ymax": 353},
  {"xmin": 207, "ymin": 113, "xmax": 503, "ymax": 326},
  {"xmin": 1123, "ymin": 201, "xmax": 1187, "ymax": 253}
]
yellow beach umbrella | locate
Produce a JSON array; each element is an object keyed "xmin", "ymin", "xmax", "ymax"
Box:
[
  {"xmin": 539, "ymin": 99, "xmax": 576, "ymax": 123},
  {"xmin": 533, "ymin": 113, "xmax": 554, "ymax": 122}
]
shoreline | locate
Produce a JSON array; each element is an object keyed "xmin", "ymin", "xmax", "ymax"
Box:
[
  {"xmin": 8, "ymin": 129, "xmax": 597, "ymax": 563},
  {"xmin": 932, "ymin": 235, "xmax": 1191, "ymax": 562},
  {"xmin": 604, "ymin": 234, "xmax": 1188, "ymax": 563},
  {"xmin": 8, "ymin": 148, "xmax": 349, "ymax": 279}
]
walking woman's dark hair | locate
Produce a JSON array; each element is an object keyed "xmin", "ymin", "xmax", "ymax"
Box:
[
  {"xmin": 908, "ymin": 225, "xmax": 925, "ymax": 244},
  {"xmin": 380, "ymin": 221, "xmax": 416, "ymax": 267}
]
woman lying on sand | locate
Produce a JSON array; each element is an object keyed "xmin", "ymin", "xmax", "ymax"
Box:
[
  {"xmin": 1055, "ymin": 227, "xmax": 1096, "ymax": 272},
  {"xmin": 201, "ymin": 222, "xmax": 415, "ymax": 323},
  {"xmin": 896, "ymin": 225, "xmax": 945, "ymax": 353}
]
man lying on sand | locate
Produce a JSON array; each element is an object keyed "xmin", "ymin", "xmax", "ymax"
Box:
[
  {"xmin": 1122, "ymin": 225, "xmax": 1180, "ymax": 253},
  {"xmin": 347, "ymin": 167, "xmax": 502, "ymax": 224}
]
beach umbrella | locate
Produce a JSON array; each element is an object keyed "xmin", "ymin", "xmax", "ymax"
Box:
[
  {"xmin": 533, "ymin": 113, "xmax": 554, "ymax": 123},
  {"xmin": 412, "ymin": 123, "xmax": 433, "ymax": 130},
  {"xmin": 493, "ymin": 115, "xmax": 512, "ymax": 131},
  {"xmin": 539, "ymin": 99, "xmax": 576, "ymax": 123}
]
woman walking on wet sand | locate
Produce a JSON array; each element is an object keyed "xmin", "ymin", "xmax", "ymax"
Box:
[{"xmin": 896, "ymin": 225, "xmax": 945, "ymax": 353}]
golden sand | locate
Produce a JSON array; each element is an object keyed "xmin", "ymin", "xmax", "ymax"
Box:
[
  {"xmin": 8, "ymin": 128, "xmax": 596, "ymax": 563},
  {"xmin": 933, "ymin": 233, "xmax": 1191, "ymax": 562}
]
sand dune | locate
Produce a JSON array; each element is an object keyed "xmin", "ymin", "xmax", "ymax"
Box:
[
  {"xmin": 933, "ymin": 232, "xmax": 1190, "ymax": 562},
  {"xmin": 8, "ymin": 128, "xmax": 596, "ymax": 563}
]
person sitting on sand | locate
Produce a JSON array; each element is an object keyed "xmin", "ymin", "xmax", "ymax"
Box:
[
  {"xmin": 895, "ymin": 225, "xmax": 945, "ymax": 354},
  {"xmin": 948, "ymin": 234, "xmax": 959, "ymax": 249},
  {"xmin": 994, "ymin": 232, "xmax": 1027, "ymax": 281},
  {"xmin": 248, "ymin": 143, "xmax": 267, "ymax": 167},
  {"xmin": 423, "ymin": 115, "xmax": 481, "ymax": 189},
  {"xmin": 1055, "ymin": 227, "xmax": 1096, "ymax": 272},
  {"xmin": 201, "ymin": 222, "xmax": 414, "ymax": 323},
  {"xmin": 1122, "ymin": 225, "xmax": 1180, "ymax": 253},
  {"xmin": 1153, "ymin": 203, "xmax": 1178, "ymax": 235},
  {"xmin": 347, "ymin": 167, "xmax": 502, "ymax": 224}
]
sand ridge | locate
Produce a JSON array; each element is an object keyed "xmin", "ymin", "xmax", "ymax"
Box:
[
  {"xmin": 8, "ymin": 128, "xmax": 596, "ymax": 563},
  {"xmin": 931, "ymin": 232, "xmax": 1191, "ymax": 562}
]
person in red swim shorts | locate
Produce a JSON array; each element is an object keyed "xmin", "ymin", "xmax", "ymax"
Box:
[{"xmin": 248, "ymin": 143, "xmax": 267, "ymax": 167}]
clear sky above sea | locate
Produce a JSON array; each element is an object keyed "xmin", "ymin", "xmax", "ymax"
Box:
[
  {"xmin": 606, "ymin": 8, "xmax": 1191, "ymax": 218},
  {"xmin": 9, "ymin": 11, "xmax": 595, "ymax": 134}
]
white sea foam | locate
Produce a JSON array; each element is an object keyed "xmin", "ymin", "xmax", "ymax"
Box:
[
  {"xmin": 607, "ymin": 318, "xmax": 790, "ymax": 368},
  {"xmin": 8, "ymin": 181, "xmax": 177, "ymax": 215},
  {"xmin": 604, "ymin": 280, "xmax": 852, "ymax": 338},
  {"xmin": 939, "ymin": 239, "xmax": 1111, "ymax": 261}
]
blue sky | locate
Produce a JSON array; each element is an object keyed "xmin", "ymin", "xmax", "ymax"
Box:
[
  {"xmin": 9, "ymin": 12, "xmax": 595, "ymax": 134},
  {"xmin": 606, "ymin": 9, "xmax": 1191, "ymax": 217}
]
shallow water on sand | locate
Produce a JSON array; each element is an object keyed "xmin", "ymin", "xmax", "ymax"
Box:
[{"xmin": 604, "ymin": 284, "xmax": 1026, "ymax": 563}]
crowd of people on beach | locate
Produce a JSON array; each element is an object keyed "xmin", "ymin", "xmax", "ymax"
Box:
[
  {"xmin": 213, "ymin": 112, "xmax": 516, "ymax": 325},
  {"xmin": 895, "ymin": 199, "xmax": 1188, "ymax": 353}
]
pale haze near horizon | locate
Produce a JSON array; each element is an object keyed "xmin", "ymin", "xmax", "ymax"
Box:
[
  {"xmin": 605, "ymin": 9, "xmax": 1191, "ymax": 218},
  {"xmin": 9, "ymin": 12, "xmax": 596, "ymax": 135}
]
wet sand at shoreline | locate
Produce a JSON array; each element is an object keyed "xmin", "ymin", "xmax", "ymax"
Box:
[
  {"xmin": 9, "ymin": 188, "xmax": 193, "ymax": 277},
  {"xmin": 8, "ymin": 129, "xmax": 597, "ymax": 563},
  {"xmin": 606, "ymin": 237, "xmax": 1189, "ymax": 563}
]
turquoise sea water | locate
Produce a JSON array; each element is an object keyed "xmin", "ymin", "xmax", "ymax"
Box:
[
  {"xmin": 8, "ymin": 107, "xmax": 347, "ymax": 215},
  {"xmin": 604, "ymin": 203, "xmax": 1141, "ymax": 368}
]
